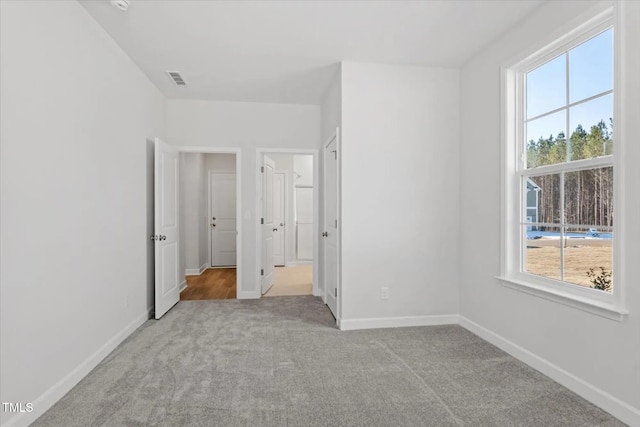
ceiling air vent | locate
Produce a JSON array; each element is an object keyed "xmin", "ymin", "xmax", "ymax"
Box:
[{"xmin": 166, "ymin": 71, "xmax": 186, "ymax": 86}]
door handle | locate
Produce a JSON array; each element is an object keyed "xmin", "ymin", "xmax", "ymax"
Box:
[
  {"xmin": 322, "ymin": 231, "xmax": 328, "ymax": 237},
  {"xmin": 280, "ymin": 223, "xmax": 284, "ymax": 226},
  {"xmin": 273, "ymin": 228, "xmax": 278, "ymax": 232},
  {"xmin": 212, "ymin": 217, "xmax": 216, "ymax": 220},
  {"xmin": 211, "ymin": 224, "xmax": 216, "ymax": 228}
]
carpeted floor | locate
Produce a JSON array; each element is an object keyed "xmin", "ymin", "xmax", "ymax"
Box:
[{"xmin": 34, "ymin": 296, "xmax": 625, "ymax": 426}]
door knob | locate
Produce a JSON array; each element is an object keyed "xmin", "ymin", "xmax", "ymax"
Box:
[
  {"xmin": 212, "ymin": 217, "xmax": 216, "ymax": 220},
  {"xmin": 280, "ymin": 223, "xmax": 284, "ymax": 226},
  {"xmin": 273, "ymin": 228, "xmax": 278, "ymax": 232},
  {"xmin": 211, "ymin": 224, "xmax": 216, "ymax": 228},
  {"xmin": 322, "ymin": 231, "xmax": 328, "ymax": 237}
]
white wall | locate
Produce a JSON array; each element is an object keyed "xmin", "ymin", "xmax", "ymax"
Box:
[
  {"xmin": 179, "ymin": 153, "xmax": 204, "ymax": 275},
  {"xmin": 294, "ymin": 155, "xmax": 314, "ymax": 187},
  {"xmin": 319, "ymin": 67, "xmax": 342, "ymax": 298},
  {"xmin": 320, "ymin": 65, "xmax": 342, "ymax": 146},
  {"xmin": 205, "ymin": 153, "xmax": 236, "ymax": 172},
  {"xmin": 198, "ymin": 155, "xmax": 208, "ymax": 269},
  {"xmin": 459, "ymin": 1, "xmax": 640, "ymax": 424},
  {"xmin": 340, "ymin": 62, "xmax": 460, "ymax": 324},
  {"xmin": 165, "ymin": 100, "xmax": 321, "ymax": 297},
  {"xmin": 0, "ymin": 2, "xmax": 165, "ymax": 426}
]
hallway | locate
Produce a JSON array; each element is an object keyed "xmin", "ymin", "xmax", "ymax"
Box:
[{"xmin": 181, "ymin": 268, "xmax": 236, "ymax": 300}]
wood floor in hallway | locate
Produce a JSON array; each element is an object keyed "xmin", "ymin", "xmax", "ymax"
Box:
[
  {"xmin": 264, "ymin": 265, "xmax": 313, "ymax": 297},
  {"xmin": 181, "ymin": 268, "xmax": 236, "ymax": 300}
]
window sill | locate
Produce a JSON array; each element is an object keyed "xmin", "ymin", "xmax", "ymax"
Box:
[{"xmin": 496, "ymin": 276, "xmax": 628, "ymax": 321}]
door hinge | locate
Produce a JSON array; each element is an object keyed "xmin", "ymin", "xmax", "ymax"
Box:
[
  {"xmin": 261, "ymin": 166, "xmax": 264, "ymax": 173},
  {"xmin": 334, "ymin": 288, "xmax": 337, "ymax": 297},
  {"xmin": 261, "ymin": 269, "xmax": 264, "ymax": 276},
  {"xmin": 335, "ymin": 219, "xmax": 338, "ymax": 228},
  {"xmin": 332, "ymin": 149, "xmax": 337, "ymax": 160},
  {"xmin": 261, "ymin": 218, "xmax": 264, "ymax": 224}
]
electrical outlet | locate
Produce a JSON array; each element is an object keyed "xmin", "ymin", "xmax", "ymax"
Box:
[{"xmin": 380, "ymin": 287, "xmax": 389, "ymax": 300}]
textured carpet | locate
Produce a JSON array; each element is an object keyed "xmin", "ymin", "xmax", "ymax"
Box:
[
  {"xmin": 34, "ymin": 296, "xmax": 625, "ymax": 426},
  {"xmin": 264, "ymin": 266, "xmax": 313, "ymax": 297}
]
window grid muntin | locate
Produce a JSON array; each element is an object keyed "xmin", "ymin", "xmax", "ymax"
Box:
[
  {"xmin": 523, "ymin": 27, "xmax": 613, "ymax": 170},
  {"xmin": 519, "ymin": 25, "xmax": 614, "ymax": 288}
]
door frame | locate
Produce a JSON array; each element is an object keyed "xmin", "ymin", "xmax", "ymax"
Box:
[
  {"xmin": 322, "ymin": 129, "xmax": 341, "ymax": 322},
  {"xmin": 178, "ymin": 146, "xmax": 242, "ymax": 298},
  {"xmin": 255, "ymin": 148, "xmax": 320, "ymax": 297},
  {"xmin": 208, "ymin": 170, "xmax": 237, "ymax": 268}
]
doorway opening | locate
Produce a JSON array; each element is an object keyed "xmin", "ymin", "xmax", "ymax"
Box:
[
  {"xmin": 178, "ymin": 150, "xmax": 241, "ymax": 301},
  {"xmin": 257, "ymin": 150, "xmax": 319, "ymax": 298}
]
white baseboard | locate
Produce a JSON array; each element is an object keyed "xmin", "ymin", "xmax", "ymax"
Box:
[
  {"xmin": 459, "ymin": 316, "xmax": 640, "ymax": 427},
  {"xmin": 199, "ymin": 263, "xmax": 208, "ymax": 275},
  {"xmin": 2, "ymin": 312, "xmax": 148, "ymax": 427},
  {"xmin": 286, "ymin": 260, "xmax": 313, "ymax": 267},
  {"xmin": 184, "ymin": 264, "xmax": 209, "ymax": 277},
  {"xmin": 339, "ymin": 314, "xmax": 458, "ymax": 331},
  {"xmin": 237, "ymin": 291, "xmax": 260, "ymax": 299},
  {"xmin": 313, "ymin": 288, "xmax": 323, "ymax": 298},
  {"xmin": 179, "ymin": 280, "xmax": 187, "ymax": 293}
]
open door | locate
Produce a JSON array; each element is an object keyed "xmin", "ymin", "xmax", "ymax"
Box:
[
  {"xmin": 273, "ymin": 172, "xmax": 286, "ymax": 267},
  {"xmin": 154, "ymin": 138, "xmax": 180, "ymax": 319},
  {"xmin": 323, "ymin": 133, "xmax": 339, "ymax": 319},
  {"xmin": 261, "ymin": 155, "xmax": 275, "ymax": 294}
]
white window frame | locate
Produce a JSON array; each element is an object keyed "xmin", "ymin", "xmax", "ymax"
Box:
[{"xmin": 498, "ymin": 5, "xmax": 628, "ymax": 321}]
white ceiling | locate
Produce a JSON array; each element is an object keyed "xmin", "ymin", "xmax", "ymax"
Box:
[{"xmin": 80, "ymin": 0, "xmax": 544, "ymax": 105}]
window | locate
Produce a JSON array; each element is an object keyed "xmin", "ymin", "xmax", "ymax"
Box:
[{"xmin": 500, "ymin": 9, "xmax": 626, "ymax": 319}]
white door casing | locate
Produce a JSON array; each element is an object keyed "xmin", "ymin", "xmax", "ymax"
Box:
[
  {"xmin": 154, "ymin": 138, "xmax": 180, "ymax": 319},
  {"xmin": 273, "ymin": 172, "xmax": 286, "ymax": 267},
  {"xmin": 210, "ymin": 172, "xmax": 237, "ymax": 267},
  {"xmin": 323, "ymin": 133, "xmax": 339, "ymax": 320},
  {"xmin": 261, "ymin": 156, "xmax": 276, "ymax": 294}
]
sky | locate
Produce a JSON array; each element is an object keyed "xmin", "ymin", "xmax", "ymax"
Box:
[{"xmin": 525, "ymin": 28, "xmax": 613, "ymax": 148}]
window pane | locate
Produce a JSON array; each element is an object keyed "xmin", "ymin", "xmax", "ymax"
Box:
[
  {"xmin": 564, "ymin": 167, "xmax": 613, "ymax": 226},
  {"xmin": 569, "ymin": 29, "xmax": 613, "ymax": 103},
  {"xmin": 528, "ymin": 174, "xmax": 561, "ymax": 224},
  {"xmin": 569, "ymin": 94, "xmax": 613, "ymax": 160},
  {"xmin": 526, "ymin": 111, "xmax": 566, "ymax": 168},
  {"xmin": 563, "ymin": 227, "xmax": 613, "ymax": 292},
  {"xmin": 526, "ymin": 54, "xmax": 566, "ymax": 119},
  {"xmin": 525, "ymin": 225, "xmax": 561, "ymax": 281}
]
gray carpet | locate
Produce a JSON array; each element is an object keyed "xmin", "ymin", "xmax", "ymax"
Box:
[{"xmin": 34, "ymin": 296, "xmax": 625, "ymax": 426}]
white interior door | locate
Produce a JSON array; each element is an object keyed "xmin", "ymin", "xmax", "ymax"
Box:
[
  {"xmin": 210, "ymin": 172, "xmax": 237, "ymax": 267},
  {"xmin": 323, "ymin": 135, "xmax": 339, "ymax": 319},
  {"xmin": 273, "ymin": 172, "xmax": 286, "ymax": 267},
  {"xmin": 295, "ymin": 187, "xmax": 313, "ymax": 260},
  {"xmin": 261, "ymin": 156, "xmax": 275, "ymax": 294},
  {"xmin": 154, "ymin": 138, "xmax": 180, "ymax": 319}
]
